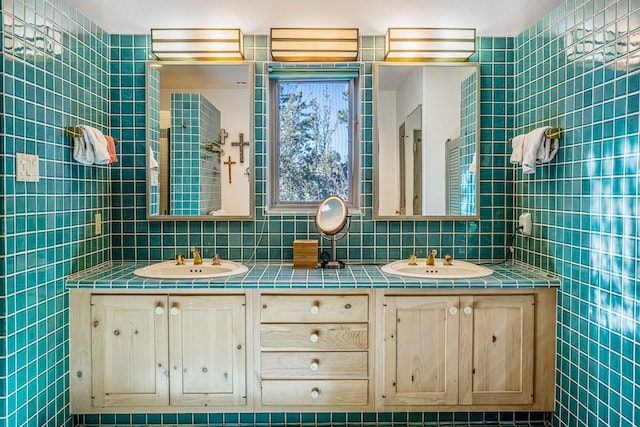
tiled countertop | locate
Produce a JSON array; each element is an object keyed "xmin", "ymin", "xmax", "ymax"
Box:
[{"xmin": 66, "ymin": 260, "xmax": 560, "ymax": 289}]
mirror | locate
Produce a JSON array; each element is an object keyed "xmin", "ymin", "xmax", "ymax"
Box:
[
  {"xmin": 146, "ymin": 62, "xmax": 254, "ymax": 219},
  {"xmin": 374, "ymin": 63, "xmax": 479, "ymax": 219},
  {"xmin": 315, "ymin": 196, "xmax": 351, "ymax": 269}
]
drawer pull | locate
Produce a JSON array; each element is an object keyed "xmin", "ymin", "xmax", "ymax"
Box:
[
  {"xmin": 449, "ymin": 307, "xmax": 458, "ymax": 315},
  {"xmin": 310, "ymin": 387, "xmax": 320, "ymax": 399},
  {"xmin": 310, "ymin": 360, "xmax": 319, "ymax": 371},
  {"xmin": 310, "ymin": 304, "xmax": 319, "ymax": 314},
  {"xmin": 155, "ymin": 305, "xmax": 164, "ymax": 315},
  {"xmin": 310, "ymin": 332, "xmax": 319, "ymax": 343},
  {"xmin": 464, "ymin": 306, "xmax": 473, "ymax": 315},
  {"xmin": 170, "ymin": 305, "xmax": 180, "ymax": 315}
]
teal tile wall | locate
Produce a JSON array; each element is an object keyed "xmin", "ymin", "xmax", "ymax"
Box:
[
  {"xmin": 512, "ymin": 0, "xmax": 640, "ymax": 426},
  {"xmin": 110, "ymin": 35, "xmax": 515, "ymax": 263},
  {"xmin": 0, "ymin": 0, "xmax": 112, "ymax": 425}
]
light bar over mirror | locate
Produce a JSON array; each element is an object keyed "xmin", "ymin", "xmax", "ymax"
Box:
[
  {"xmin": 270, "ymin": 28, "xmax": 359, "ymax": 62},
  {"xmin": 384, "ymin": 28, "xmax": 476, "ymax": 61},
  {"xmin": 151, "ymin": 28, "xmax": 244, "ymax": 61}
]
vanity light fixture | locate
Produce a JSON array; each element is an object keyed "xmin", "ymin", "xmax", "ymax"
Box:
[
  {"xmin": 151, "ymin": 28, "xmax": 244, "ymax": 61},
  {"xmin": 270, "ymin": 28, "xmax": 359, "ymax": 62},
  {"xmin": 384, "ymin": 28, "xmax": 476, "ymax": 61}
]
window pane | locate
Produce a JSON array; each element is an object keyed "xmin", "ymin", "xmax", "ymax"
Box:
[{"xmin": 277, "ymin": 80, "xmax": 351, "ymax": 202}]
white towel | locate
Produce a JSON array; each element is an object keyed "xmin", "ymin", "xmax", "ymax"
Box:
[
  {"xmin": 79, "ymin": 125, "xmax": 111, "ymax": 165},
  {"xmin": 149, "ymin": 144, "xmax": 159, "ymax": 169},
  {"xmin": 72, "ymin": 133, "xmax": 95, "ymax": 165},
  {"xmin": 539, "ymin": 137, "xmax": 560, "ymax": 163},
  {"xmin": 509, "ymin": 135, "xmax": 525, "ymax": 164},
  {"xmin": 522, "ymin": 126, "xmax": 551, "ymax": 174},
  {"xmin": 469, "ymin": 152, "xmax": 478, "ymax": 174}
]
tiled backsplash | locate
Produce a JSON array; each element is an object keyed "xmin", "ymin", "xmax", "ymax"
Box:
[{"xmin": 109, "ymin": 35, "xmax": 514, "ymax": 264}]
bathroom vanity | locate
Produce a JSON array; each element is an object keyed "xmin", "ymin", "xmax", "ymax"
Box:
[{"xmin": 68, "ymin": 262, "xmax": 558, "ymax": 415}]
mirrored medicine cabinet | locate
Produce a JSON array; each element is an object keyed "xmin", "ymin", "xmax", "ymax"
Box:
[
  {"xmin": 374, "ymin": 62, "xmax": 480, "ymax": 220},
  {"xmin": 146, "ymin": 61, "xmax": 254, "ymax": 220}
]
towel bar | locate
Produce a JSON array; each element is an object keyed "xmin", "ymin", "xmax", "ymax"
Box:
[
  {"xmin": 508, "ymin": 127, "xmax": 562, "ymax": 146},
  {"xmin": 65, "ymin": 126, "xmax": 118, "ymax": 145}
]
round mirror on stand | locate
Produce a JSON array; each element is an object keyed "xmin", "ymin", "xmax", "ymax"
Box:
[{"xmin": 315, "ymin": 195, "xmax": 351, "ymax": 269}]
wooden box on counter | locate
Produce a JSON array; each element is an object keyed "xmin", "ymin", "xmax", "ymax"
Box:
[{"xmin": 293, "ymin": 240, "xmax": 318, "ymax": 268}]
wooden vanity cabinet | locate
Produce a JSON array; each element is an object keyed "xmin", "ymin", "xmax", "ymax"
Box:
[
  {"xmin": 71, "ymin": 292, "xmax": 247, "ymax": 413},
  {"xmin": 380, "ymin": 289, "xmax": 555, "ymax": 411},
  {"xmin": 70, "ymin": 287, "xmax": 555, "ymax": 414}
]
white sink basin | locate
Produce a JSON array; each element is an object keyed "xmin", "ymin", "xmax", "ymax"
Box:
[
  {"xmin": 133, "ymin": 259, "xmax": 248, "ymax": 279},
  {"xmin": 381, "ymin": 259, "xmax": 493, "ymax": 279}
]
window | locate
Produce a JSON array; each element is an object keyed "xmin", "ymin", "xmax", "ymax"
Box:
[{"xmin": 269, "ymin": 71, "xmax": 359, "ymax": 211}]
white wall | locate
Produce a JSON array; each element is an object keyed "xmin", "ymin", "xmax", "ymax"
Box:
[
  {"xmin": 377, "ymin": 91, "xmax": 399, "ymax": 216},
  {"xmin": 421, "ymin": 67, "xmax": 473, "ymax": 215}
]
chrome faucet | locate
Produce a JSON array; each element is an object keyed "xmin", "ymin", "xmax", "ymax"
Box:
[
  {"xmin": 426, "ymin": 250, "xmax": 437, "ymax": 266},
  {"xmin": 191, "ymin": 247, "xmax": 203, "ymax": 265}
]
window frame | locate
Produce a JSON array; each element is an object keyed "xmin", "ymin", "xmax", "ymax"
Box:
[{"xmin": 267, "ymin": 71, "xmax": 360, "ymax": 214}]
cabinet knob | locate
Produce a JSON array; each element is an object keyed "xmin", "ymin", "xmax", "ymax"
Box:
[
  {"xmin": 464, "ymin": 306, "xmax": 473, "ymax": 315},
  {"xmin": 310, "ymin": 304, "xmax": 319, "ymax": 314},
  {"xmin": 449, "ymin": 307, "xmax": 458, "ymax": 315},
  {"xmin": 170, "ymin": 306, "xmax": 180, "ymax": 315},
  {"xmin": 155, "ymin": 305, "xmax": 164, "ymax": 315},
  {"xmin": 310, "ymin": 387, "xmax": 320, "ymax": 399},
  {"xmin": 310, "ymin": 360, "xmax": 319, "ymax": 371},
  {"xmin": 309, "ymin": 332, "xmax": 319, "ymax": 343}
]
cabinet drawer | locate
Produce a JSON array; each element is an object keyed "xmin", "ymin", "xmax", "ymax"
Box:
[
  {"xmin": 261, "ymin": 324, "xmax": 368, "ymax": 350},
  {"xmin": 261, "ymin": 351, "xmax": 368, "ymax": 379},
  {"xmin": 261, "ymin": 379, "xmax": 368, "ymax": 406},
  {"xmin": 261, "ymin": 294, "xmax": 368, "ymax": 323}
]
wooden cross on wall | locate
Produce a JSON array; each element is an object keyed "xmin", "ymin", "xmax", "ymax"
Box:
[
  {"xmin": 223, "ymin": 156, "xmax": 236, "ymax": 183},
  {"xmin": 231, "ymin": 133, "xmax": 250, "ymax": 163}
]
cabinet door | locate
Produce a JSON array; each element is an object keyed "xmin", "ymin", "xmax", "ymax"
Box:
[
  {"xmin": 383, "ymin": 296, "xmax": 460, "ymax": 405},
  {"xmin": 169, "ymin": 295, "xmax": 246, "ymax": 406},
  {"xmin": 459, "ymin": 295, "xmax": 535, "ymax": 405},
  {"xmin": 91, "ymin": 295, "xmax": 169, "ymax": 407}
]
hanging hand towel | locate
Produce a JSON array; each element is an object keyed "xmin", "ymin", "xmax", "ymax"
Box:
[
  {"xmin": 72, "ymin": 133, "xmax": 95, "ymax": 165},
  {"xmin": 79, "ymin": 125, "xmax": 111, "ymax": 165},
  {"xmin": 522, "ymin": 126, "xmax": 551, "ymax": 174},
  {"xmin": 538, "ymin": 136, "xmax": 559, "ymax": 163},
  {"xmin": 469, "ymin": 152, "xmax": 478, "ymax": 174},
  {"xmin": 149, "ymin": 144, "xmax": 159, "ymax": 169},
  {"xmin": 509, "ymin": 134, "xmax": 525, "ymax": 164},
  {"xmin": 104, "ymin": 135, "xmax": 118, "ymax": 164}
]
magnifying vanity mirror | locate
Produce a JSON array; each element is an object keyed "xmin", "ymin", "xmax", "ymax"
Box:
[
  {"xmin": 315, "ymin": 196, "xmax": 351, "ymax": 269},
  {"xmin": 146, "ymin": 62, "xmax": 254, "ymax": 219},
  {"xmin": 374, "ymin": 63, "xmax": 479, "ymax": 219}
]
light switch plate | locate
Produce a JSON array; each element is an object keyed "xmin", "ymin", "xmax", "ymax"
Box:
[
  {"xmin": 95, "ymin": 213, "xmax": 102, "ymax": 235},
  {"xmin": 16, "ymin": 153, "xmax": 40, "ymax": 182}
]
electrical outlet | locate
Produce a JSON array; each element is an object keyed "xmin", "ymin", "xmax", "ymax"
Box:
[
  {"xmin": 519, "ymin": 212, "xmax": 532, "ymax": 236},
  {"xmin": 95, "ymin": 213, "xmax": 102, "ymax": 235}
]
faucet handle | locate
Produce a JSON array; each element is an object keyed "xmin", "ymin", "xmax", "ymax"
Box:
[
  {"xmin": 212, "ymin": 254, "xmax": 221, "ymax": 265},
  {"xmin": 176, "ymin": 254, "xmax": 185, "ymax": 265},
  {"xmin": 408, "ymin": 254, "xmax": 418, "ymax": 266}
]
